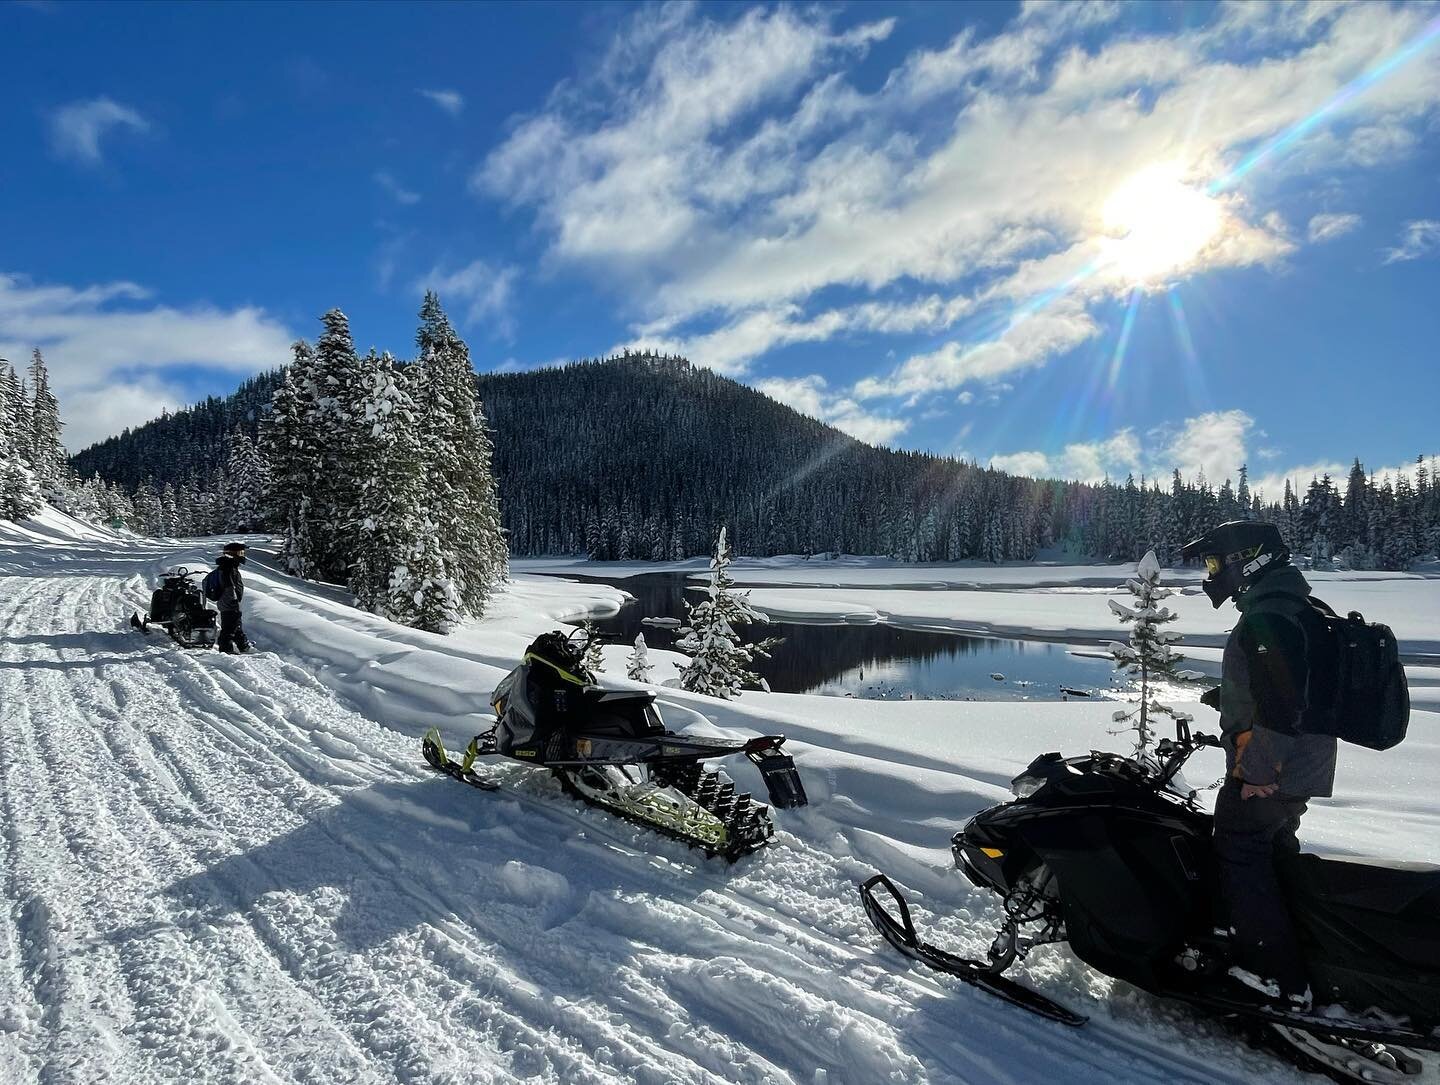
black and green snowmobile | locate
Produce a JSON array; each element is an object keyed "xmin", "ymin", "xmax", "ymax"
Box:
[
  {"xmin": 129, "ymin": 567, "xmax": 218, "ymax": 649},
  {"xmin": 423, "ymin": 628, "xmax": 807, "ymax": 861}
]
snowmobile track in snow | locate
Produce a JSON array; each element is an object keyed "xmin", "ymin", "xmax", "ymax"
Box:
[{"xmin": 0, "ymin": 540, "xmax": 1381, "ymax": 1084}]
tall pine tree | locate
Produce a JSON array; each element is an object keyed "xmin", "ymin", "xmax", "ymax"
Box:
[{"xmin": 412, "ymin": 292, "xmax": 508, "ymax": 617}]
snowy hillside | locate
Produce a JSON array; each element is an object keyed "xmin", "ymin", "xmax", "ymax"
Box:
[{"xmin": 3, "ymin": 511, "xmax": 1437, "ymax": 1084}]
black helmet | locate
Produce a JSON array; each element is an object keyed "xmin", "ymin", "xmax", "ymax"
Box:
[
  {"xmin": 1180, "ymin": 520, "xmax": 1289, "ymax": 608},
  {"xmin": 222, "ymin": 542, "xmax": 248, "ymax": 558}
]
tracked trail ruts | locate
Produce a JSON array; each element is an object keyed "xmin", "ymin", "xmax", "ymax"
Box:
[{"xmin": 0, "ymin": 545, "xmax": 1314, "ymax": 1085}]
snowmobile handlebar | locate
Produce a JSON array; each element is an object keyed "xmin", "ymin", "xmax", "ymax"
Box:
[{"xmin": 1152, "ymin": 727, "xmax": 1221, "ymax": 791}]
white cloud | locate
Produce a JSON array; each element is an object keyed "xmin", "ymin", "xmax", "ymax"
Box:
[
  {"xmin": 1252, "ymin": 454, "xmax": 1440, "ymax": 501},
  {"xmin": 1307, "ymin": 212, "xmax": 1361, "ymax": 243},
  {"xmin": 618, "ymin": 292, "xmax": 973, "ymax": 376},
  {"xmin": 419, "ymin": 261, "xmax": 519, "ymax": 339},
  {"xmin": 751, "ymin": 374, "xmax": 907, "ymax": 446},
  {"xmin": 475, "ymin": 2, "xmax": 1440, "ymax": 404},
  {"xmin": 64, "ymin": 381, "xmax": 188, "ymax": 453},
  {"xmin": 854, "ymin": 299, "xmax": 1098, "ymax": 399},
  {"xmin": 0, "ymin": 272, "xmax": 294, "ymax": 451},
  {"xmin": 983, "ymin": 408, "xmax": 1421, "ymax": 500},
  {"xmin": 48, "ymin": 97, "xmax": 149, "ymax": 165},
  {"xmin": 1161, "ymin": 409, "xmax": 1254, "ymax": 485},
  {"xmin": 374, "ymin": 171, "xmax": 420, "ymax": 205},
  {"xmin": 419, "ymin": 88, "xmax": 464, "ymax": 116},
  {"xmin": 988, "ymin": 410, "xmax": 1251, "ymax": 484},
  {"xmin": 1382, "ymin": 219, "xmax": 1440, "ymax": 264},
  {"xmin": 990, "ymin": 428, "xmax": 1142, "ymax": 483}
]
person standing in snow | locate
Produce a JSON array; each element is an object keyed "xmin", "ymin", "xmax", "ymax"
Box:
[
  {"xmin": 1182, "ymin": 521, "xmax": 1336, "ymax": 1010},
  {"xmin": 215, "ymin": 542, "xmax": 251, "ymax": 654}
]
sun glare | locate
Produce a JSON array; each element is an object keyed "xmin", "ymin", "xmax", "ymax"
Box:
[{"xmin": 1101, "ymin": 164, "xmax": 1223, "ymax": 287}]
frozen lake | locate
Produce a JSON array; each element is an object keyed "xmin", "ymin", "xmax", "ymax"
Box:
[{"xmin": 549, "ymin": 572, "xmax": 1128, "ymax": 701}]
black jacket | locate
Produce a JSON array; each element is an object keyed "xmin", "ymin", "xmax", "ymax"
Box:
[
  {"xmin": 216, "ymin": 555, "xmax": 245, "ymax": 610},
  {"xmin": 1218, "ymin": 564, "xmax": 1338, "ymax": 797}
]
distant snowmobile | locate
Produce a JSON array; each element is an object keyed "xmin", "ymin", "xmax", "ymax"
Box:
[
  {"xmin": 130, "ymin": 567, "xmax": 218, "ymax": 649},
  {"xmin": 422, "ymin": 627, "xmax": 807, "ymax": 861},
  {"xmin": 859, "ymin": 717, "xmax": 1440, "ymax": 1083}
]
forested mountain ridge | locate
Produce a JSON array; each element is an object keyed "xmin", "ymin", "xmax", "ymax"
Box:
[
  {"xmin": 71, "ymin": 353, "xmax": 1067, "ymax": 561},
  {"xmin": 70, "ymin": 352, "xmax": 1440, "ymax": 568}
]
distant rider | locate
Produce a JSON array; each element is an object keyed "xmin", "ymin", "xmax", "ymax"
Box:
[
  {"xmin": 215, "ymin": 542, "xmax": 251, "ymax": 654},
  {"xmin": 1182, "ymin": 521, "xmax": 1335, "ymax": 1009}
]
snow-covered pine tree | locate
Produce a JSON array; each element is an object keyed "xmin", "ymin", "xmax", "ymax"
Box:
[
  {"xmin": 1107, "ymin": 550, "xmax": 1202, "ymax": 761},
  {"xmin": 392, "ymin": 520, "xmax": 462, "ymax": 634},
  {"xmin": 305, "ymin": 311, "xmax": 364, "ymax": 581},
  {"xmin": 263, "ymin": 345, "xmax": 321, "ymax": 576},
  {"xmin": 582, "ymin": 620, "xmax": 604, "ymax": 674},
  {"xmin": 224, "ymin": 428, "xmax": 269, "ymax": 532},
  {"xmin": 676, "ymin": 526, "xmax": 775, "ymax": 698},
  {"xmin": 26, "ymin": 349, "xmax": 67, "ymax": 499},
  {"xmin": 0, "ymin": 359, "xmax": 42, "ymax": 521},
  {"xmin": 626, "ymin": 632, "xmax": 653, "ymax": 682},
  {"xmin": 159, "ymin": 484, "xmax": 181, "ymax": 537},
  {"xmin": 131, "ymin": 480, "xmax": 162, "ymax": 535},
  {"xmin": 413, "ymin": 292, "xmax": 507, "ymax": 617},
  {"xmin": 348, "ymin": 351, "xmax": 433, "ymax": 622}
]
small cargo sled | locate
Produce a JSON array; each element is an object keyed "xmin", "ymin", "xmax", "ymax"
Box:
[{"xmin": 130, "ymin": 567, "xmax": 218, "ymax": 649}]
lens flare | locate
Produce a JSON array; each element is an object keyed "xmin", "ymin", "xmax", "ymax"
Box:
[{"xmin": 1101, "ymin": 164, "xmax": 1224, "ymax": 288}]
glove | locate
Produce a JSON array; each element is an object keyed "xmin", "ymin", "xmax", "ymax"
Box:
[{"xmin": 1200, "ymin": 686, "xmax": 1221, "ymax": 711}]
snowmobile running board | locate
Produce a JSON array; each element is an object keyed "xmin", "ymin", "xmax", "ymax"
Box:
[{"xmin": 859, "ymin": 874, "xmax": 1087, "ymax": 1027}]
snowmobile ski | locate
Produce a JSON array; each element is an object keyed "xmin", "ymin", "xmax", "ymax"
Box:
[
  {"xmin": 421, "ymin": 729, "xmax": 500, "ymax": 791},
  {"xmin": 859, "ymin": 873, "xmax": 1087, "ymax": 1027}
]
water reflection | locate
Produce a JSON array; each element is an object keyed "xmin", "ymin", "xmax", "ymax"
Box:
[{"xmin": 554, "ymin": 573, "xmax": 1126, "ymax": 702}]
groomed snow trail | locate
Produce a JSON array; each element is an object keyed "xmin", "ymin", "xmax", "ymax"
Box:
[{"xmin": 0, "ymin": 527, "xmax": 1363, "ymax": 1083}]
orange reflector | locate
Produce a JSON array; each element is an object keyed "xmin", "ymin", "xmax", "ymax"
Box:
[{"xmin": 980, "ymin": 847, "xmax": 1004, "ymax": 859}]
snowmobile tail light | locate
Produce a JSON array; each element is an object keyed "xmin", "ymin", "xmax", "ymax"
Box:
[
  {"xmin": 1011, "ymin": 774, "xmax": 1046, "ymax": 800},
  {"xmin": 980, "ymin": 847, "xmax": 1005, "ymax": 859}
]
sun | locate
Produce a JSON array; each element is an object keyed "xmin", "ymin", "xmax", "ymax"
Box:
[{"xmin": 1101, "ymin": 164, "xmax": 1224, "ymax": 287}]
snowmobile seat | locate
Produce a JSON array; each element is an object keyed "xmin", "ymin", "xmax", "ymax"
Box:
[
  {"xmin": 1283, "ymin": 853, "xmax": 1440, "ymax": 917},
  {"xmin": 590, "ymin": 689, "xmax": 657, "ymax": 708}
]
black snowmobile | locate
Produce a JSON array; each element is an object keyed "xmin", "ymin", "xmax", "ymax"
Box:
[
  {"xmin": 422, "ymin": 627, "xmax": 808, "ymax": 861},
  {"xmin": 130, "ymin": 567, "xmax": 218, "ymax": 649},
  {"xmin": 860, "ymin": 717, "xmax": 1440, "ymax": 1082}
]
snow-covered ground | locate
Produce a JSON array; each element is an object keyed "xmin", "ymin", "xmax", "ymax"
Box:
[{"xmin": 4, "ymin": 513, "xmax": 1437, "ymax": 1084}]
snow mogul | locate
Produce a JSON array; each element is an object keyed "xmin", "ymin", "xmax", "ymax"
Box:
[
  {"xmin": 859, "ymin": 522, "xmax": 1430, "ymax": 1082},
  {"xmin": 130, "ymin": 566, "xmax": 219, "ymax": 649},
  {"xmin": 422, "ymin": 627, "xmax": 807, "ymax": 861}
]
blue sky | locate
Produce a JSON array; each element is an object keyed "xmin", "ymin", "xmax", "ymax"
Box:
[{"xmin": 2, "ymin": 0, "xmax": 1438, "ymax": 496}]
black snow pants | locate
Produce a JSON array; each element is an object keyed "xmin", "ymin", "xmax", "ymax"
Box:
[
  {"xmin": 218, "ymin": 607, "xmax": 249, "ymax": 654},
  {"xmin": 1213, "ymin": 778, "xmax": 1309, "ymax": 997}
]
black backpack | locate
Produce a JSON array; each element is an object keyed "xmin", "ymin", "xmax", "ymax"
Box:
[
  {"xmin": 1303, "ymin": 596, "xmax": 1410, "ymax": 750},
  {"xmin": 202, "ymin": 568, "xmax": 225, "ymax": 602}
]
